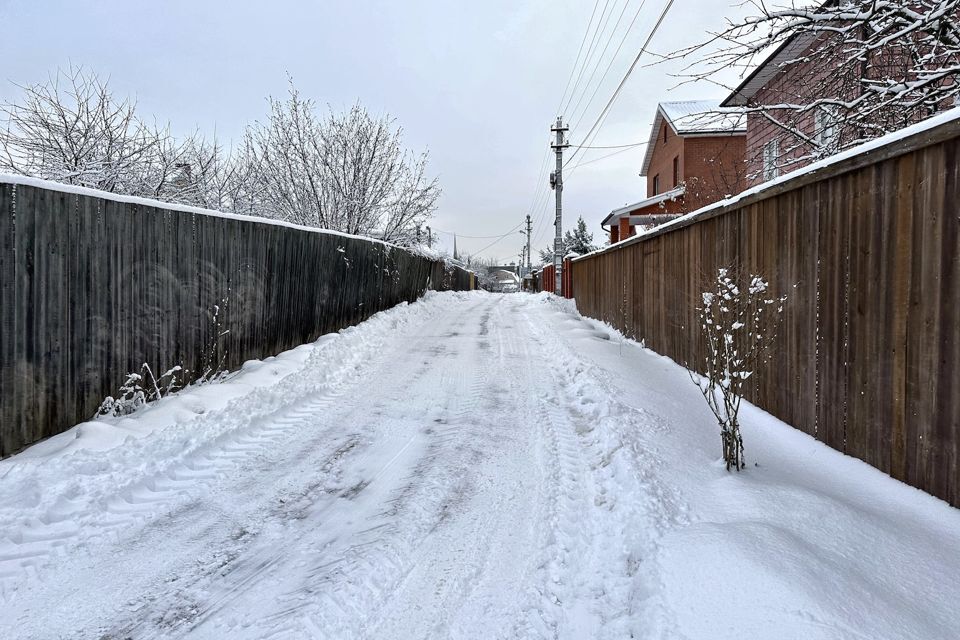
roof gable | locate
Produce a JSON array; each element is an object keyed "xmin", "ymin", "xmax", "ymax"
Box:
[
  {"xmin": 721, "ymin": 31, "xmax": 820, "ymax": 107},
  {"xmin": 640, "ymin": 101, "xmax": 746, "ymax": 175}
]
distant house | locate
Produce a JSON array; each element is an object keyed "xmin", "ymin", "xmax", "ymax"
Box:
[{"xmin": 603, "ymin": 100, "xmax": 746, "ymax": 243}]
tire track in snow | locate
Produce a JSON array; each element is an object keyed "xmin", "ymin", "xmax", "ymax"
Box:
[
  {"xmin": 2, "ymin": 292, "xmax": 690, "ymax": 639},
  {"xmin": 0, "ymin": 294, "xmax": 479, "ymax": 619},
  {"xmin": 516, "ymin": 300, "xmax": 688, "ymax": 639},
  {"xmin": 265, "ymin": 297, "xmax": 507, "ymax": 639}
]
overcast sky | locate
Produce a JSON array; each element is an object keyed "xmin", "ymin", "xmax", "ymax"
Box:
[{"xmin": 0, "ymin": 0, "xmax": 750, "ymax": 263}]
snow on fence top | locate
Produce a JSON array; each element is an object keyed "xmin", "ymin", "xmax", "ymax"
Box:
[
  {"xmin": 0, "ymin": 172, "xmax": 425, "ymax": 256},
  {"xmin": 575, "ymin": 105, "xmax": 960, "ymax": 262}
]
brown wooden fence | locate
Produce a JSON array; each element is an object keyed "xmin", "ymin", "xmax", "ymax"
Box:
[
  {"xmin": 0, "ymin": 179, "xmax": 472, "ymax": 457},
  {"xmin": 572, "ymin": 114, "xmax": 960, "ymax": 507}
]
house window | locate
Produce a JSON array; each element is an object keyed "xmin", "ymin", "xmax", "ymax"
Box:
[
  {"xmin": 672, "ymin": 156, "xmax": 680, "ymax": 187},
  {"xmin": 653, "ymin": 174, "xmax": 660, "ymax": 195},
  {"xmin": 663, "ymin": 126, "xmax": 667, "ymax": 144},
  {"xmin": 815, "ymin": 105, "xmax": 840, "ymax": 154},
  {"xmin": 763, "ymin": 139, "xmax": 780, "ymax": 181}
]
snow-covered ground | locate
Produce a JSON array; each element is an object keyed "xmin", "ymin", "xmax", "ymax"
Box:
[{"xmin": 1, "ymin": 291, "xmax": 958, "ymax": 639}]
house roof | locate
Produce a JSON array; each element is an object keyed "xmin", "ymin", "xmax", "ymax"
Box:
[
  {"xmin": 720, "ymin": 31, "xmax": 820, "ymax": 107},
  {"xmin": 601, "ymin": 186, "xmax": 686, "ymax": 226},
  {"xmin": 640, "ymin": 101, "xmax": 746, "ymax": 176}
]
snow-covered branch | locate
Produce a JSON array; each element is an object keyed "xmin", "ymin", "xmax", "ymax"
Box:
[{"xmin": 664, "ymin": 0, "xmax": 960, "ymax": 168}]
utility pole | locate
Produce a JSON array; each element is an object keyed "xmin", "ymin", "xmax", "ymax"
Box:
[
  {"xmin": 426, "ymin": 225, "xmax": 432, "ymax": 248},
  {"xmin": 525, "ymin": 213, "xmax": 532, "ymax": 273},
  {"xmin": 549, "ymin": 117, "xmax": 569, "ymax": 294}
]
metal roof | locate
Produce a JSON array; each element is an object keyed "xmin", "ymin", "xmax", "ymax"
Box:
[
  {"xmin": 721, "ymin": 31, "xmax": 819, "ymax": 107},
  {"xmin": 660, "ymin": 100, "xmax": 747, "ymax": 134},
  {"xmin": 640, "ymin": 101, "xmax": 746, "ymax": 176},
  {"xmin": 600, "ymin": 186, "xmax": 686, "ymax": 226}
]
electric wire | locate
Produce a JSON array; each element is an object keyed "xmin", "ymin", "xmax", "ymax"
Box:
[
  {"xmin": 569, "ymin": 143, "xmax": 646, "ymax": 173},
  {"xmin": 429, "ymin": 228, "xmax": 532, "ymax": 240},
  {"xmin": 555, "ymin": 0, "xmax": 603, "ymax": 116},
  {"xmin": 569, "ymin": 0, "xmax": 649, "ymax": 133},
  {"xmin": 570, "ymin": 141, "xmax": 646, "ymax": 149},
  {"xmin": 566, "ymin": 0, "xmax": 635, "ymax": 131},
  {"xmin": 472, "ymin": 220, "xmax": 525, "ymax": 258},
  {"xmin": 564, "ymin": 0, "xmax": 677, "ymax": 170},
  {"xmin": 560, "ymin": 0, "xmax": 614, "ymax": 116}
]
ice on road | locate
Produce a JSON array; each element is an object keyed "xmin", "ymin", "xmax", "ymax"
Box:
[{"xmin": 2, "ymin": 292, "xmax": 959, "ymax": 640}]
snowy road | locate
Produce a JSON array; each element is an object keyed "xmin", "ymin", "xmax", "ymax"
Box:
[{"xmin": 2, "ymin": 292, "xmax": 959, "ymax": 639}]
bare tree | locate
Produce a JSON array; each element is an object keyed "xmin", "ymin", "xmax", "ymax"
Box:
[
  {"xmin": 243, "ymin": 84, "xmax": 328, "ymax": 226},
  {"xmin": 689, "ymin": 268, "xmax": 786, "ymax": 471},
  {"xmin": 667, "ymin": 0, "xmax": 960, "ymax": 171},
  {"xmin": 376, "ymin": 151, "xmax": 439, "ymax": 245},
  {"xmin": 241, "ymin": 82, "xmax": 438, "ymax": 243},
  {"xmin": 1, "ymin": 70, "xmax": 438, "ymax": 243},
  {"xmin": 0, "ymin": 66, "xmax": 159, "ymax": 192}
]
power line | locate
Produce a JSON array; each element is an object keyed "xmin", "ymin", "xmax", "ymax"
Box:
[
  {"xmin": 571, "ymin": 141, "xmax": 646, "ymax": 150},
  {"xmin": 524, "ymin": 141, "xmax": 555, "ymax": 256},
  {"xmin": 561, "ymin": 0, "xmax": 614, "ymax": 116},
  {"xmin": 569, "ymin": 0, "xmax": 649, "ymax": 133},
  {"xmin": 568, "ymin": 143, "xmax": 645, "ymax": 175},
  {"xmin": 471, "ymin": 220, "xmax": 525, "ymax": 257},
  {"xmin": 556, "ymin": 0, "xmax": 603, "ymax": 116},
  {"xmin": 566, "ymin": 0, "xmax": 635, "ymax": 130},
  {"xmin": 565, "ymin": 0, "xmax": 677, "ymax": 169},
  {"xmin": 428, "ymin": 227, "xmax": 528, "ymax": 240}
]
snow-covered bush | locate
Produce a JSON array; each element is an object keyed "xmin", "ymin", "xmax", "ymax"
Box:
[
  {"xmin": 96, "ymin": 300, "xmax": 232, "ymax": 418},
  {"xmin": 690, "ymin": 268, "xmax": 786, "ymax": 471},
  {"xmin": 96, "ymin": 363, "xmax": 182, "ymax": 417}
]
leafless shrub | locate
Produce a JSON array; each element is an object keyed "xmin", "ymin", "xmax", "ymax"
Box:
[{"xmin": 689, "ymin": 267, "xmax": 786, "ymax": 471}]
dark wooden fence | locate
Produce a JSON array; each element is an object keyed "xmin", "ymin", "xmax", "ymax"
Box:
[
  {"xmin": 0, "ymin": 179, "xmax": 472, "ymax": 456},
  {"xmin": 572, "ymin": 115, "xmax": 960, "ymax": 507}
]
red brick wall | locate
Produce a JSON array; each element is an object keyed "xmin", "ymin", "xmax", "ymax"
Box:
[
  {"xmin": 682, "ymin": 135, "xmax": 747, "ymax": 211},
  {"xmin": 646, "ymin": 120, "xmax": 684, "ymax": 197},
  {"xmin": 742, "ymin": 31, "xmax": 945, "ymax": 186},
  {"xmin": 644, "ymin": 117, "xmax": 747, "ymax": 210},
  {"xmin": 609, "ymin": 225, "xmax": 620, "ymax": 244},
  {"xmin": 538, "ymin": 260, "xmax": 573, "ymax": 298}
]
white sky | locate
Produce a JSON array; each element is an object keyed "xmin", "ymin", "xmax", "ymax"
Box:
[{"xmin": 0, "ymin": 0, "xmax": 751, "ymax": 263}]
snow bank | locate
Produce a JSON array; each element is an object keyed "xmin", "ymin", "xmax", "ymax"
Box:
[
  {"xmin": 535, "ymin": 294, "xmax": 960, "ymax": 639},
  {"xmin": 0, "ymin": 292, "xmax": 479, "ymax": 598}
]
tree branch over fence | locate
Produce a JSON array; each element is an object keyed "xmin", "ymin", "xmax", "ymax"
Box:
[{"xmin": 660, "ymin": 0, "xmax": 960, "ymax": 170}]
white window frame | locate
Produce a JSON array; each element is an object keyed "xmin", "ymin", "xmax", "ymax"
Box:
[
  {"xmin": 815, "ymin": 105, "xmax": 840, "ymax": 154},
  {"xmin": 763, "ymin": 139, "xmax": 780, "ymax": 181}
]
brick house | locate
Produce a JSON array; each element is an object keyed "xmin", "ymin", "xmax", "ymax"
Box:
[
  {"xmin": 603, "ymin": 100, "xmax": 746, "ymax": 243},
  {"xmin": 720, "ymin": 25, "xmax": 953, "ymax": 186}
]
